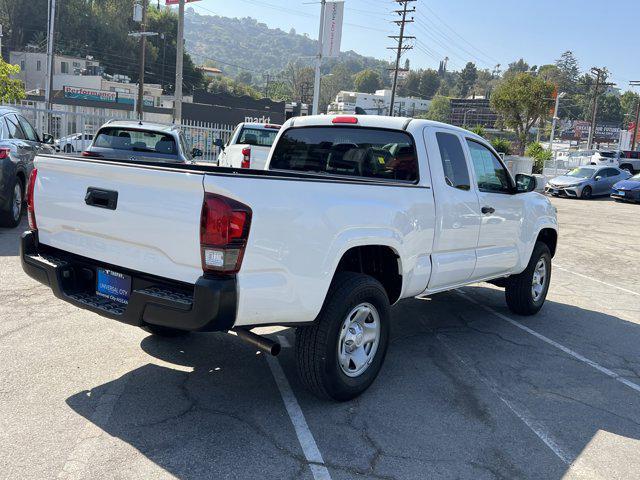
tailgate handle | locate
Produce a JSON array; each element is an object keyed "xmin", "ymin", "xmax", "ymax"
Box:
[{"xmin": 85, "ymin": 187, "xmax": 118, "ymax": 210}]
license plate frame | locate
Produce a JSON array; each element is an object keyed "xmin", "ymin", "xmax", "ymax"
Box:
[{"xmin": 96, "ymin": 268, "xmax": 132, "ymax": 305}]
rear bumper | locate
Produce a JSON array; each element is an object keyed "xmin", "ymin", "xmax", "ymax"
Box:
[{"xmin": 20, "ymin": 230, "xmax": 237, "ymax": 332}]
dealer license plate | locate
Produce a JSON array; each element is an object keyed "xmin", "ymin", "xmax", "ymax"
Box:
[{"xmin": 96, "ymin": 268, "xmax": 132, "ymax": 305}]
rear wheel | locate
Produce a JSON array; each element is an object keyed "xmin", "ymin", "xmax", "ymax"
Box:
[
  {"xmin": 0, "ymin": 179, "xmax": 23, "ymax": 228},
  {"xmin": 620, "ymin": 164, "xmax": 634, "ymax": 175},
  {"xmin": 142, "ymin": 324, "xmax": 190, "ymax": 337},
  {"xmin": 505, "ymin": 242, "xmax": 552, "ymax": 316},
  {"xmin": 580, "ymin": 185, "xmax": 592, "ymax": 199},
  {"xmin": 295, "ymin": 272, "xmax": 390, "ymax": 401},
  {"xmin": 63, "ymin": 144, "xmax": 74, "ymax": 153}
]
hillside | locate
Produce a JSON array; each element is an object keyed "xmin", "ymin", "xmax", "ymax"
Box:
[{"xmin": 184, "ymin": 8, "xmax": 391, "ymax": 80}]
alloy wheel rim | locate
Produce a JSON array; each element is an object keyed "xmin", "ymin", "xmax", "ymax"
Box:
[
  {"xmin": 337, "ymin": 302, "xmax": 381, "ymax": 378},
  {"xmin": 531, "ymin": 258, "xmax": 547, "ymax": 302},
  {"xmin": 12, "ymin": 183, "xmax": 22, "ymax": 221}
]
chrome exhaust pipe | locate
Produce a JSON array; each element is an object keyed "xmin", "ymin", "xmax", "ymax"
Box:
[{"xmin": 232, "ymin": 328, "xmax": 281, "ymax": 356}]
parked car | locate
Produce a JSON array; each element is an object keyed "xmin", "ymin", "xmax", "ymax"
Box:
[
  {"xmin": 216, "ymin": 122, "xmax": 280, "ymax": 169},
  {"xmin": 82, "ymin": 120, "xmax": 202, "ymax": 163},
  {"xmin": 611, "ymin": 172, "xmax": 640, "ymax": 203},
  {"xmin": 545, "ymin": 165, "xmax": 631, "ymax": 199},
  {"xmin": 590, "ymin": 150, "xmax": 621, "ymax": 167},
  {"xmin": 0, "ymin": 107, "xmax": 54, "ymax": 228},
  {"xmin": 619, "ymin": 151, "xmax": 640, "ymax": 174},
  {"xmin": 55, "ymin": 133, "xmax": 94, "ymax": 153},
  {"xmin": 21, "ymin": 114, "xmax": 558, "ymax": 401}
]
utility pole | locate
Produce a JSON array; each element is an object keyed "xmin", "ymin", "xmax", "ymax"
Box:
[
  {"xmin": 45, "ymin": 0, "xmax": 57, "ymax": 116},
  {"xmin": 174, "ymin": 0, "xmax": 185, "ymax": 123},
  {"xmin": 263, "ymin": 73, "xmax": 271, "ymax": 99},
  {"xmin": 630, "ymin": 81, "xmax": 640, "ymax": 151},
  {"xmin": 311, "ymin": 0, "xmax": 326, "ymax": 115},
  {"xmin": 587, "ymin": 67, "xmax": 615, "ymax": 150},
  {"xmin": 387, "ymin": 0, "xmax": 416, "ymax": 116},
  {"xmin": 0, "ymin": 25, "xmax": 3, "ymax": 60},
  {"xmin": 136, "ymin": 0, "xmax": 148, "ymax": 120}
]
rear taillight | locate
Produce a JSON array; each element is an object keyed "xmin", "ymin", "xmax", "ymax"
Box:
[
  {"xmin": 26, "ymin": 168, "xmax": 37, "ymax": 230},
  {"xmin": 200, "ymin": 193, "xmax": 252, "ymax": 274},
  {"xmin": 0, "ymin": 147, "xmax": 10, "ymax": 159},
  {"xmin": 81, "ymin": 150, "xmax": 102, "ymax": 158},
  {"xmin": 241, "ymin": 147, "xmax": 251, "ymax": 168}
]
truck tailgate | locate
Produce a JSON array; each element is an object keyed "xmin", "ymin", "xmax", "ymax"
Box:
[{"xmin": 34, "ymin": 156, "xmax": 204, "ymax": 283}]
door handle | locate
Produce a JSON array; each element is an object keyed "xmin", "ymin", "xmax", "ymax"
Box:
[
  {"xmin": 85, "ymin": 187, "xmax": 118, "ymax": 210},
  {"xmin": 481, "ymin": 206, "xmax": 495, "ymax": 214}
]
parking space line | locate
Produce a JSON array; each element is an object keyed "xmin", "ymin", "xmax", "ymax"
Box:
[
  {"xmin": 455, "ymin": 289, "xmax": 640, "ymax": 394},
  {"xmin": 554, "ymin": 264, "xmax": 640, "ymax": 297},
  {"xmin": 437, "ymin": 334, "xmax": 573, "ymax": 464},
  {"xmin": 266, "ymin": 356, "xmax": 332, "ymax": 480}
]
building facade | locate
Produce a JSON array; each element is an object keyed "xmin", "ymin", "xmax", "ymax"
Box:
[
  {"xmin": 449, "ymin": 98, "xmax": 500, "ymax": 128},
  {"xmin": 328, "ymin": 89, "xmax": 430, "ymax": 117},
  {"xmin": 10, "ymin": 51, "xmax": 103, "ymax": 91}
]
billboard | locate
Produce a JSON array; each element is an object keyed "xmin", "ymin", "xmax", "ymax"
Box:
[
  {"xmin": 322, "ymin": 1, "xmax": 344, "ymax": 58},
  {"xmin": 559, "ymin": 120, "xmax": 621, "ymax": 143}
]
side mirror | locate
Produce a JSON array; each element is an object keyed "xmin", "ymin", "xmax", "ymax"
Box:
[
  {"xmin": 191, "ymin": 147, "xmax": 203, "ymax": 158},
  {"xmin": 515, "ymin": 173, "xmax": 536, "ymax": 193},
  {"xmin": 214, "ymin": 138, "xmax": 225, "ymax": 150},
  {"xmin": 42, "ymin": 133, "xmax": 55, "ymax": 144},
  {"xmin": 595, "ymin": 176, "xmax": 602, "ymax": 181}
]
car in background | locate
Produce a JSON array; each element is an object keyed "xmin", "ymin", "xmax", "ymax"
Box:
[
  {"xmin": 545, "ymin": 165, "xmax": 631, "ymax": 199},
  {"xmin": 611, "ymin": 172, "xmax": 640, "ymax": 203},
  {"xmin": 81, "ymin": 120, "xmax": 202, "ymax": 164},
  {"xmin": 216, "ymin": 122, "xmax": 280, "ymax": 169},
  {"xmin": 55, "ymin": 133, "xmax": 94, "ymax": 153},
  {"xmin": 0, "ymin": 107, "xmax": 55, "ymax": 228},
  {"xmin": 590, "ymin": 150, "xmax": 621, "ymax": 167}
]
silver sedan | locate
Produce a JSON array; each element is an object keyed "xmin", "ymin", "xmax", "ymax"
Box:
[{"xmin": 545, "ymin": 166, "xmax": 631, "ymax": 199}]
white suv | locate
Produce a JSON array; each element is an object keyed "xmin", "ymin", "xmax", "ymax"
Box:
[{"xmin": 590, "ymin": 150, "xmax": 621, "ymax": 167}]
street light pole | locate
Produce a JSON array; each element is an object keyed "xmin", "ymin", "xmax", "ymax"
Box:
[
  {"xmin": 311, "ymin": 0, "xmax": 326, "ymax": 116},
  {"xmin": 462, "ymin": 108, "xmax": 475, "ymax": 127},
  {"xmin": 549, "ymin": 92, "xmax": 566, "ymax": 153},
  {"xmin": 136, "ymin": 0, "xmax": 148, "ymax": 120},
  {"xmin": 630, "ymin": 81, "xmax": 640, "ymax": 151}
]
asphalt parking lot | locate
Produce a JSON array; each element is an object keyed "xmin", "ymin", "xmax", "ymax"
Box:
[{"xmin": 1, "ymin": 196, "xmax": 639, "ymax": 480}]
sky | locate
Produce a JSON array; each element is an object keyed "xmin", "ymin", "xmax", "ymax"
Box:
[{"xmin": 188, "ymin": 0, "xmax": 638, "ymax": 90}]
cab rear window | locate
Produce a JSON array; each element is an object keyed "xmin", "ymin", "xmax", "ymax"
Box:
[
  {"xmin": 94, "ymin": 128, "xmax": 177, "ymax": 156},
  {"xmin": 269, "ymin": 126, "xmax": 418, "ymax": 182}
]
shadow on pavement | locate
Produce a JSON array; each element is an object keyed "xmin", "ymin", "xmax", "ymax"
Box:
[
  {"xmin": 65, "ymin": 287, "xmax": 640, "ymax": 479},
  {"xmin": 0, "ymin": 218, "xmax": 25, "ymax": 257}
]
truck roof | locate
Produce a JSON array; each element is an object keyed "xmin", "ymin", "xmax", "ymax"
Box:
[
  {"xmin": 238, "ymin": 122, "xmax": 282, "ymax": 130},
  {"xmin": 284, "ymin": 114, "xmax": 472, "ymax": 136}
]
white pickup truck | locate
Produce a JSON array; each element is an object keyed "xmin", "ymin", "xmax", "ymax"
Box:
[
  {"xmin": 216, "ymin": 122, "xmax": 280, "ymax": 169},
  {"xmin": 21, "ymin": 115, "xmax": 558, "ymax": 401}
]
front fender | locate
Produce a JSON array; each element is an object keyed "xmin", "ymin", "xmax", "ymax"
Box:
[{"xmin": 517, "ymin": 193, "xmax": 558, "ymax": 272}]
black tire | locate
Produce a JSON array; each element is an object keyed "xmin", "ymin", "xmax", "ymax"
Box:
[
  {"xmin": 580, "ymin": 186, "xmax": 592, "ymax": 199},
  {"xmin": 142, "ymin": 324, "xmax": 190, "ymax": 337},
  {"xmin": 620, "ymin": 165, "xmax": 634, "ymax": 175},
  {"xmin": 295, "ymin": 272, "xmax": 390, "ymax": 401},
  {"xmin": 0, "ymin": 178, "xmax": 23, "ymax": 228},
  {"xmin": 505, "ymin": 242, "xmax": 552, "ymax": 316},
  {"xmin": 63, "ymin": 144, "xmax": 74, "ymax": 153}
]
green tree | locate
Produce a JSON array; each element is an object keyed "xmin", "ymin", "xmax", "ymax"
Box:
[
  {"xmin": 423, "ymin": 95, "xmax": 451, "ymax": 123},
  {"xmin": 491, "ymin": 137, "xmax": 512, "ymax": 155},
  {"xmin": 621, "ymin": 91, "xmax": 640, "ymax": 120},
  {"xmin": 525, "ymin": 142, "xmax": 552, "ymax": 173},
  {"xmin": 418, "ymin": 69, "xmax": 440, "ymax": 99},
  {"xmin": 0, "ymin": 58, "xmax": 25, "ymax": 102},
  {"xmin": 491, "ymin": 73, "xmax": 555, "ymax": 154},
  {"xmin": 353, "ymin": 69, "xmax": 382, "ymax": 93},
  {"xmin": 505, "ymin": 58, "xmax": 531, "ymax": 76},
  {"xmin": 458, "ymin": 62, "xmax": 478, "ymax": 98}
]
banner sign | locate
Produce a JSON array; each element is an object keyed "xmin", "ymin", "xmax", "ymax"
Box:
[
  {"xmin": 559, "ymin": 120, "xmax": 620, "ymax": 142},
  {"xmin": 116, "ymin": 95, "xmax": 155, "ymax": 108},
  {"xmin": 63, "ymin": 86, "xmax": 117, "ymax": 103},
  {"xmin": 322, "ymin": 1, "xmax": 344, "ymax": 58}
]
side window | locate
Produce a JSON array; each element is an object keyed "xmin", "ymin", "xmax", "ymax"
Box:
[
  {"xmin": 466, "ymin": 139, "xmax": 513, "ymax": 193},
  {"xmin": 5, "ymin": 115, "xmax": 26, "ymax": 140},
  {"xmin": 17, "ymin": 115, "xmax": 39, "ymax": 142},
  {"xmin": 0, "ymin": 117, "xmax": 7, "ymax": 140},
  {"xmin": 435, "ymin": 132, "xmax": 470, "ymax": 190},
  {"xmin": 603, "ymin": 168, "xmax": 619, "ymax": 177}
]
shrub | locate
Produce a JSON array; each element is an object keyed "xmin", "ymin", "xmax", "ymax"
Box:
[
  {"xmin": 525, "ymin": 142, "xmax": 552, "ymax": 174},
  {"xmin": 491, "ymin": 137, "xmax": 512, "ymax": 155}
]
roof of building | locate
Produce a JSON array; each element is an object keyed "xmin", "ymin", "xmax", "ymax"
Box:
[{"xmin": 199, "ymin": 66, "xmax": 223, "ymax": 74}]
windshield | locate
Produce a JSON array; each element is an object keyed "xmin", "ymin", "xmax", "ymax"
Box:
[
  {"xmin": 238, "ymin": 127, "xmax": 278, "ymax": 147},
  {"xmin": 567, "ymin": 168, "xmax": 595, "ymax": 178},
  {"xmin": 94, "ymin": 127, "xmax": 178, "ymax": 156},
  {"xmin": 598, "ymin": 151, "xmax": 617, "ymax": 158}
]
